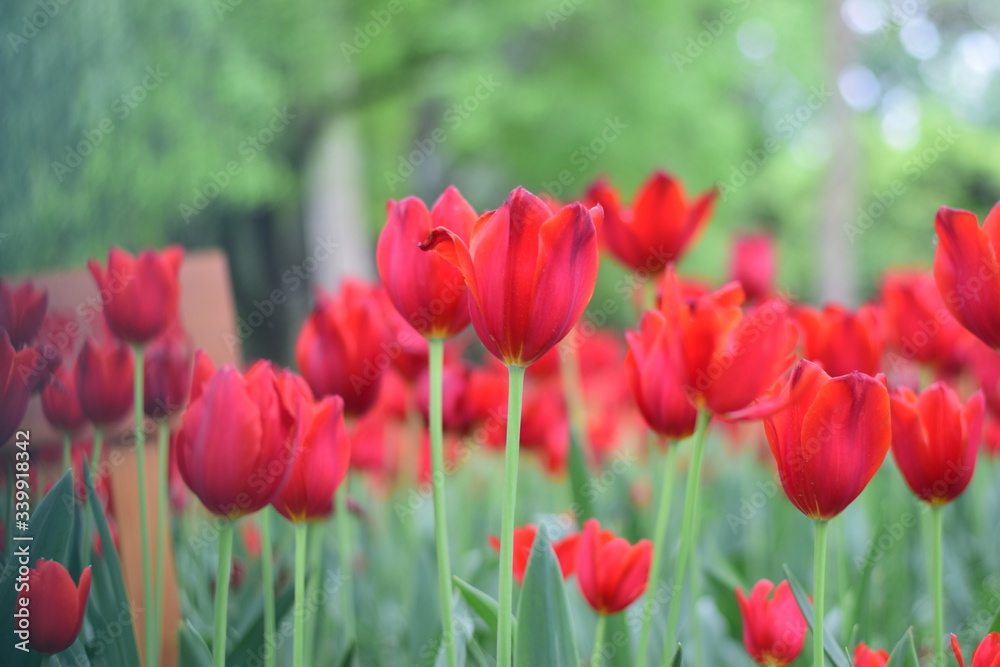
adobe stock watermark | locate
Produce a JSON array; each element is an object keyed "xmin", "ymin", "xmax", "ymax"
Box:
[
  {"xmin": 880, "ymin": 0, "xmax": 926, "ymax": 36},
  {"xmin": 843, "ymin": 125, "xmax": 959, "ymax": 243},
  {"xmin": 717, "ymin": 85, "xmax": 833, "ymax": 201},
  {"xmin": 538, "ymin": 116, "xmax": 628, "ymax": 200},
  {"xmin": 50, "ymin": 65, "xmax": 170, "ymax": 183},
  {"xmin": 669, "ymin": 0, "xmax": 752, "ymax": 72},
  {"xmin": 179, "ymin": 106, "xmax": 296, "ymax": 223},
  {"xmin": 340, "ymin": 0, "xmax": 409, "ymax": 62},
  {"xmin": 6, "ymin": 0, "xmax": 74, "ymax": 54},
  {"xmin": 545, "ymin": 0, "xmax": 587, "ymax": 29},
  {"xmin": 383, "ymin": 76, "xmax": 502, "ymax": 191}
]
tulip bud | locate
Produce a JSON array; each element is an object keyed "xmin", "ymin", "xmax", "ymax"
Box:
[
  {"xmin": 17, "ymin": 560, "xmax": 91, "ymax": 654},
  {"xmin": 575, "ymin": 518, "xmax": 651, "ymax": 614},
  {"xmin": 735, "ymin": 580, "xmax": 806, "ymax": 667}
]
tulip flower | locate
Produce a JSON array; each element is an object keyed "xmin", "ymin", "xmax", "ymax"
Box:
[
  {"xmin": 0, "ymin": 279, "xmax": 48, "ymax": 349},
  {"xmin": 933, "ymin": 204, "xmax": 1000, "ymax": 349},
  {"xmin": 796, "ymin": 303, "xmax": 883, "ymax": 376},
  {"xmin": 585, "ymin": 170, "xmax": 716, "ymax": 274},
  {"xmin": 487, "ymin": 524, "xmax": 578, "ymax": 585},
  {"xmin": 17, "ymin": 560, "xmax": 92, "ymax": 654},
  {"xmin": 764, "ymin": 359, "xmax": 890, "ymax": 667},
  {"xmin": 377, "ymin": 187, "xmax": 477, "ymax": 339},
  {"xmin": 729, "ymin": 232, "xmax": 776, "ymax": 303},
  {"xmin": 853, "ymin": 644, "xmax": 890, "ymax": 667},
  {"xmin": 41, "ymin": 363, "xmax": 86, "ymax": 434},
  {"xmin": 295, "ymin": 279, "xmax": 388, "ymax": 416},
  {"xmin": 576, "ymin": 518, "xmax": 651, "ymax": 615},
  {"xmin": 734, "ymin": 580, "xmax": 807, "ymax": 667},
  {"xmin": 1, "ymin": 332, "xmax": 44, "ymax": 446},
  {"xmin": 891, "ymin": 382, "xmax": 984, "ymax": 664},
  {"xmin": 76, "ymin": 335, "xmax": 134, "ymax": 427},
  {"xmin": 422, "ymin": 186, "xmax": 600, "ymax": 666},
  {"xmin": 952, "ymin": 633, "xmax": 1000, "ymax": 667},
  {"xmin": 881, "ymin": 270, "xmax": 966, "ymax": 372},
  {"xmin": 143, "ymin": 325, "xmax": 193, "ymax": 419},
  {"xmin": 415, "ymin": 359, "xmax": 473, "ymax": 435},
  {"xmin": 88, "ymin": 246, "xmax": 184, "ymax": 344}
]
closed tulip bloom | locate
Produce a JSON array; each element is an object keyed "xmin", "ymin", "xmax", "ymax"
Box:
[
  {"xmin": 176, "ymin": 355, "xmax": 296, "ymax": 517},
  {"xmin": 88, "ymin": 246, "xmax": 184, "ymax": 344},
  {"xmin": 487, "ymin": 524, "xmax": 578, "ymax": 585},
  {"xmin": 952, "ymin": 633, "xmax": 1000, "ymax": 667},
  {"xmin": 625, "ymin": 309, "xmax": 698, "ymax": 440},
  {"xmin": 76, "ymin": 336, "xmax": 134, "ymax": 426},
  {"xmin": 17, "ymin": 560, "xmax": 92, "ymax": 654},
  {"xmin": 143, "ymin": 325, "xmax": 193, "ymax": 418},
  {"xmin": 272, "ymin": 393, "xmax": 351, "ymax": 522},
  {"xmin": 575, "ymin": 518, "xmax": 652, "ymax": 614},
  {"xmin": 764, "ymin": 359, "xmax": 891, "ymax": 520},
  {"xmin": 295, "ymin": 279, "xmax": 388, "ymax": 416},
  {"xmin": 933, "ymin": 204, "xmax": 1000, "ymax": 349},
  {"xmin": 735, "ymin": 580, "xmax": 806, "ymax": 667},
  {"xmin": 796, "ymin": 303, "xmax": 883, "ymax": 376},
  {"xmin": 377, "ymin": 187, "xmax": 477, "ymax": 339},
  {"xmin": 853, "ymin": 644, "xmax": 890, "ymax": 667},
  {"xmin": 420, "ymin": 186, "xmax": 600, "ymax": 368},
  {"xmin": 0, "ymin": 279, "xmax": 48, "ymax": 349},
  {"xmin": 1, "ymin": 332, "xmax": 45, "ymax": 445},
  {"xmin": 729, "ymin": 232, "xmax": 776, "ymax": 303},
  {"xmin": 881, "ymin": 270, "xmax": 965, "ymax": 369},
  {"xmin": 890, "ymin": 383, "xmax": 984, "ymax": 504},
  {"xmin": 585, "ymin": 170, "xmax": 716, "ymax": 272},
  {"xmin": 41, "ymin": 362, "xmax": 86, "ymax": 433}
]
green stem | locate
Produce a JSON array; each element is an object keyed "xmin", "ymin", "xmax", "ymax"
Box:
[
  {"xmin": 293, "ymin": 522, "xmax": 308, "ymax": 667},
  {"xmin": 663, "ymin": 410, "xmax": 711, "ymax": 657},
  {"xmin": 260, "ymin": 509, "xmax": 276, "ymax": 667},
  {"xmin": 336, "ymin": 478, "xmax": 356, "ymax": 643},
  {"xmin": 131, "ymin": 345, "xmax": 156, "ymax": 667},
  {"xmin": 641, "ymin": 278, "xmax": 657, "ymax": 313},
  {"xmin": 497, "ymin": 364, "xmax": 526, "ymax": 667},
  {"xmin": 305, "ymin": 521, "xmax": 322, "ymax": 666},
  {"xmin": 930, "ymin": 504, "xmax": 944, "ymax": 666},
  {"xmin": 814, "ymin": 520, "xmax": 829, "ymax": 667},
  {"xmin": 90, "ymin": 426, "xmax": 104, "ymax": 482},
  {"xmin": 636, "ymin": 441, "xmax": 679, "ymax": 665},
  {"xmin": 62, "ymin": 431, "xmax": 71, "ymax": 472},
  {"xmin": 429, "ymin": 338, "xmax": 458, "ymax": 667},
  {"xmin": 213, "ymin": 520, "xmax": 235, "ymax": 667},
  {"xmin": 80, "ymin": 428, "xmax": 103, "ymax": 578},
  {"xmin": 591, "ymin": 614, "xmax": 607, "ymax": 667},
  {"xmin": 153, "ymin": 418, "xmax": 169, "ymax": 664}
]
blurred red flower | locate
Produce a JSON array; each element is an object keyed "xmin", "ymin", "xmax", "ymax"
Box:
[
  {"xmin": 575, "ymin": 518, "xmax": 651, "ymax": 614},
  {"xmin": 17, "ymin": 560, "xmax": 91, "ymax": 654},
  {"xmin": 735, "ymin": 579, "xmax": 806, "ymax": 667}
]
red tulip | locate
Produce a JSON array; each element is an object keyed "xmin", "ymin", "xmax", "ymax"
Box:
[
  {"xmin": 585, "ymin": 170, "xmax": 716, "ymax": 272},
  {"xmin": 729, "ymin": 232, "xmax": 776, "ymax": 302},
  {"xmin": 377, "ymin": 187, "xmax": 477, "ymax": 339},
  {"xmin": 295, "ymin": 279, "xmax": 389, "ymax": 416},
  {"xmin": 881, "ymin": 270, "xmax": 966, "ymax": 370},
  {"xmin": 143, "ymin": 325, "xmax": 193, "ymax": 418},
  {"xmin": 1, "ymin": 332, "xmax": 45, "ymax": 445},
  {"xmin": 764, "ymin": 359, "xmax": 891, "ymax": 520},
  {"xmin": 890, "ymin": 382, "xmax": 984, "ymax": 504},
  {"xmin": 176, "ymin": 354, "xmax": 297, "ymax": 517},
  {"xmin": 853, "ymin": 643, "xmax": 890, "ymax": 667},
  {"xmin": 952, "ymin": 633, "xmax": 1000, "ymax": 667},
  {"xmin": 17, "ymin": 560, "xmax": 92, "ymax": 654},
  {"xmin": 796, "ymin": 303, "xmax": 883, "ymax": 376},
  {"xmin": 415, "ymin": 359, "xmax": 473, "ymax": 434},
  {"xmin": 735, "ymin": 580, "xmax": 807, "ymax": 667},
  {"xmin": 420, "ymin": 186, "xmax": 600, "ymax": 367},
  {"xmin": 487, "ymin": 524, "xmax": 578, "ymax": 585},
  {"xmin": 0, "ymin": 279, "xmax": 48, "ymax": 349},
  {"xmin": 519, "ymin": 377, "xmax": 570, "ymax": 475},
  {"xmin": 76, "ymin": 335, "xmax": 134, "ymax": 426},
  {"xmin": 272, "ymin": 391, "xmax": 351, "ymax": 522},
  {"xmin": 625, "ymin": 309, "xmax": 698, "ymax": 440},
  {"xmin": 88, "ymin": 246, "xmax": 184, "ymax": 344},
  {"xmin": 41, "ymin": 361, "xmax": 86, "ymax": 433},
  {"xmin": 575, "ymin": 518, "xmax": 651, "ymax": 614},
  {"xmin": 933, "ymin": 204, "xmax": 1000, "ymax": 349}
]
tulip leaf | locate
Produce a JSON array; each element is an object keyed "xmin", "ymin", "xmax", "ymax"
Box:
[
  {"xmin": 81, "ymin": 462, "xmax": 142, "ymax": 667},
  {"xmin": 885, "ymin": 627, "xmax": 919, "ymax": 667},
  {"xmin": 782, "ymin": 564, "xmax": 851, "ymax": 667},
  {"xmin": 567, "ymin": 429, "xmax": 595, "ymax": 522},
  {"xmin": 513, "ymin": 531, "xmax": 580, "ymax": 667},
  {"xmin": 989, "ymin": 603, "xmax": 1000, "ymax": 633},
  {"xmin": 670, "ymin": 643, "xmax": 683, "ymax": 667},
  {"xmin": 225, "ymin": 583, "xmax": 293, "ymax": 665},
  {"xmin": 178, "ymin": 619, "xmax": 213, "ymax": 667},
  {"xmin": 453, "ymin": 576, "xmax": 513, "ymax": 637}
]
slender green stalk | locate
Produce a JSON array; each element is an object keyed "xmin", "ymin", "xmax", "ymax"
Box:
[
  {"xmin": 293, "ymin": 522, "xmax": 308, "ymax": 667},
  {"xmin": 636, "ymin": 442, "xmax": 679, "ymax": 665},
  {"xmin": 663, "ymin": 410, "xmax": 711, "ymax": 657},
  {"xmin": 213, "ymin": 520, "xmax": 235, "ymax": 667},
  {"xmin": 62, "ymin": 431, "xmax": 71, "ymax": 472},
  {"xmin": 429, "ymin": 338, "xmax": 458, "ymax": 667},
  {"xmin": 497, "ymin": 364, "xmax": 526, "ymax": 667},
  {"xmin": 153, "ymin": 418, "xmax": 170, "ymax": 664},
  {"xmin": 305, "ymin": 521, "xmax": 323, "ymax": 666},
  {"xmin": 81, "ymin": 428, "xmax": 103, "ymax": 569},
  {"xmin": 591, "ymin": 614, "xmax": 607, "ymax": 667},
  {"xmin": 131, "ymin": 345, "xmax": 156, "ymax": 667},
  {"xmin": 814, "ymin": 520, "xmax": 829, "ymax": 667},
  {"xmin": 336, "ymin": 478, "xmax": 356, "ymax": 643},
  {"xmin": 90, "ymin": 426, "xmax": 104, "ymax": 481},
  {"xmin": 642, "ymin": 278, "xmax": 657, "ymax": 313},
  {"xmin": 260, "ymin": 509, "xmax": 276, "ymax": 667},
  {"xmin": 930, "ymin": 504, "xmax": 944, "ymax": 666}
]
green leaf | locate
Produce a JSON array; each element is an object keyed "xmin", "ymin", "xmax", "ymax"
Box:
[
  {"xmin": 178, "ymin": 620, "xmax": 213, "ymax": 667},
  {"xmin": 782, "ymin": 564, "xmax": 851, "ymax": 667},
  {"xmin": 885, "ymin": 627, "xmax": 919, "ymax": 667},
  {"xmin": 453, "ymin": 576, "xmax": 511, "ymax": 637},
  {"xmin": 671, "ymin": 643, "xmax": 683, "ymax": 667},
  {"xmin": 989, "ymin": 603, "xmax": 1000, "ymax": 633},
  {"xmin": 513, "ymin": 531, "xmax": 580, "ymax": 667},
  {"xmin": 567, "ymin": 430, "xmax": 595, "ymax": 522},
  {"xmin": 225, "ymin": 583, "xmax": 294, "ymax": 664}
]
